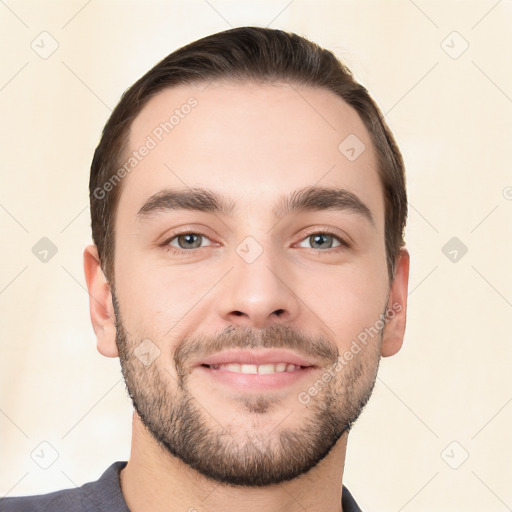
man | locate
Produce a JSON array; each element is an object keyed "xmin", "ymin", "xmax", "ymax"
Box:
[{"xmin": 1, "ymin": 26, "xmax": 409, "ymax": 512}]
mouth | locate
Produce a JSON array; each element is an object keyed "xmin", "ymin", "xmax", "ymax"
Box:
[
  {"xmin": 201, "ymin": 362, "xmax": 310, "ymax": 374},
  {"xmin": 194, "ymin": 349, "xmax": 319, "ymax": 391}
]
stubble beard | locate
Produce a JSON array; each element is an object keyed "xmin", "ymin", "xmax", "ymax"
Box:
[{"xmin": 112, "ymin": 291, "xmax": 382, "ymax": 487}]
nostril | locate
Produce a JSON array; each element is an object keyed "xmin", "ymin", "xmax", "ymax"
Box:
[{"xmin": 273, "ymin": 309, "xmax": 285, "ymax": 317}]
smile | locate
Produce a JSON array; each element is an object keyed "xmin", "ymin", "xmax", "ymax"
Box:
[{"xmin": 203, "ymin": 363, "xmax": 307, "ymax": 374}]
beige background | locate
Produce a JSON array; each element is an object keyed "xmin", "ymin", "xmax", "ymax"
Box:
[{"xmin": 1, "ymin": 1, "xmax": 511, "ymax": 510}]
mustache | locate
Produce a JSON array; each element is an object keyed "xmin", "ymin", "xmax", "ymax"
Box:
[{"xmin": 174, "ymin": 323, "xmax": 339, "ymax": 372}]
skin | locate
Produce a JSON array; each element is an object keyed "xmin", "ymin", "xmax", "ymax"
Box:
[{"xmin": 84, "ymin": 82, "xmax": 409, "ymax": 512}]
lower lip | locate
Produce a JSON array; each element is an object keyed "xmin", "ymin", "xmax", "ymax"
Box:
[{"xmin": 196, "ymin": 365, "xmax": 317, "ymax": 391}]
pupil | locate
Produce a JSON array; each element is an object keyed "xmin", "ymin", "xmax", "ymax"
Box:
[
  {"xmin": 179, "ymin": 234, "xmax": 200, "ymax": 249},
  {"xmin": 312, "ymin": 234, "xmax": 331, "ymax": 249}
]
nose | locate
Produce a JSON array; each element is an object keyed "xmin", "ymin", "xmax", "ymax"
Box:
[{"xmin": 218, "ymin": 246, "xmax": 301, "ymax": 329}]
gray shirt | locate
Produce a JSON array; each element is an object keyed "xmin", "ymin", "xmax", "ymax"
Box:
[{"xmin": 0, "ymin": 461, "xmax": 362, "ymax": 511}]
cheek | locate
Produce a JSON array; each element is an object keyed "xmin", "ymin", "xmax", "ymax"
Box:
[
  {"xmin": 300, "ymin": 264, "xmax": 388, "ymax": 344},
  {"xmin": 115, "ymin": 258, "xmax": 219, "ymax": 334}
]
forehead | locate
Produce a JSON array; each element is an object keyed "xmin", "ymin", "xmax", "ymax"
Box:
[{"xmin": 118, "ymin": 81, "xmax": 384, "ymax": 224}]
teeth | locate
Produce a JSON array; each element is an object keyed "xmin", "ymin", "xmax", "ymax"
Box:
[
  {"xmin": 275, "ymin": 362, "xmax": 287, "ymax": 372},
  {"xmin": 258, "ymin": 364, "xmax": 276, "ymax": 374},
  {"xmin": 208, "ymin": 363, "xmax": 302, "ymax": 374},
  {"xmin": 241, "ymin": 364, "xmax": 257, "ymax": 374}
]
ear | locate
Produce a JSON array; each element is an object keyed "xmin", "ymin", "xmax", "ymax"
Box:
[
  {"xmin": 381, "ymin": 248, "xmax": 410, "ymax": 357},
  {"xmin": 83, "ymin": 245, "xmax": 119, "ymax": 358}
]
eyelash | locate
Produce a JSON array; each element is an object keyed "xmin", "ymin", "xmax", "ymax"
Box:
[{"xmin": 160, "ymin": 228, "xmax": 350, "ymax": 256}]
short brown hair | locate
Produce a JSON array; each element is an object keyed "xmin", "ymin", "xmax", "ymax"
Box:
[{"xmin": 90, "ymin": 26, "xmax": 407, "ymax": 284}]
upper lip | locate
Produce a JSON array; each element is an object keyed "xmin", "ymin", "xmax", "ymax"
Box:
[{"xmin": 196, "ymin": 349, "xmax": 317, "ymax": 368}]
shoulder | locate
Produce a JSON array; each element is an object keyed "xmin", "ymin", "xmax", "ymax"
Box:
[
  {"xmin": 0, "ymin": 462, "xmax": 128, "ymax": 512},
  {"xmin": 0, "ymin": 487, "xmax": 80, "ymax": 512},
  {"xmin": 342, "ymin": 485, "xmax": 363, "ymax": 512}
]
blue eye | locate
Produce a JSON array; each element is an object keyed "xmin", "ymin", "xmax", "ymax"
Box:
[
  {"xmin": 165, "ymin": 233, "xmax": 213, "ymax": 253},
  {"xmin": 297, "ymin": 232, "xmax": 348, "ymax": 250},
  {"xmin": 161, "ymin": 230, "xmax": 349, "ymax": 256}
]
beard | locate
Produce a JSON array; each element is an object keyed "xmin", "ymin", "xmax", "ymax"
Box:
[{"xmin": 112, "ymin": 289, "xmax": 383, "ymax": 487}]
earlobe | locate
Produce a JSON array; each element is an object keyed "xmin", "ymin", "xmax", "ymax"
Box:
[
  {"xmin": 83, "ymin": 245, "xmax": 119, "ymax": 358},
  {"xmin": 381, "ymin": 248, "xmax": 410, "ymax": 357}
]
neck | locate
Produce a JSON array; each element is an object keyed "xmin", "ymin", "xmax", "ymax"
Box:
[{"xmin": 119, "ymin": 413, "xmax": 348, "ymax": 512}]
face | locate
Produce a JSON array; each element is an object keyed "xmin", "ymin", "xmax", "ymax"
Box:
[{"xmin": 106, "ymin": 82, "xmax": 403, "ymax": 486}]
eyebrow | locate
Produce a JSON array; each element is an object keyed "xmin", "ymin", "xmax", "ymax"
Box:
[{"xmin": 136, "ymin": 186, "xmax": 374, "ymax": 225}]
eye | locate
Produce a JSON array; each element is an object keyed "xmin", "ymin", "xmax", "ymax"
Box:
[
  {"xmin": 296, "ymin": 231, "xmax": 349, "ymax": 251},
  {"xmin": 161, "ymin": 230, "xmax": 349, "ymax": 255},
  {"xmin": 165, "ymin": 233, "xmax": 213, "ymax": 252}
]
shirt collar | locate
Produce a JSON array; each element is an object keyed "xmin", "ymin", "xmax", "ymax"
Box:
[{"xmin": 95, "ymin": 461, "xmax": 362, "ymax": 512}]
